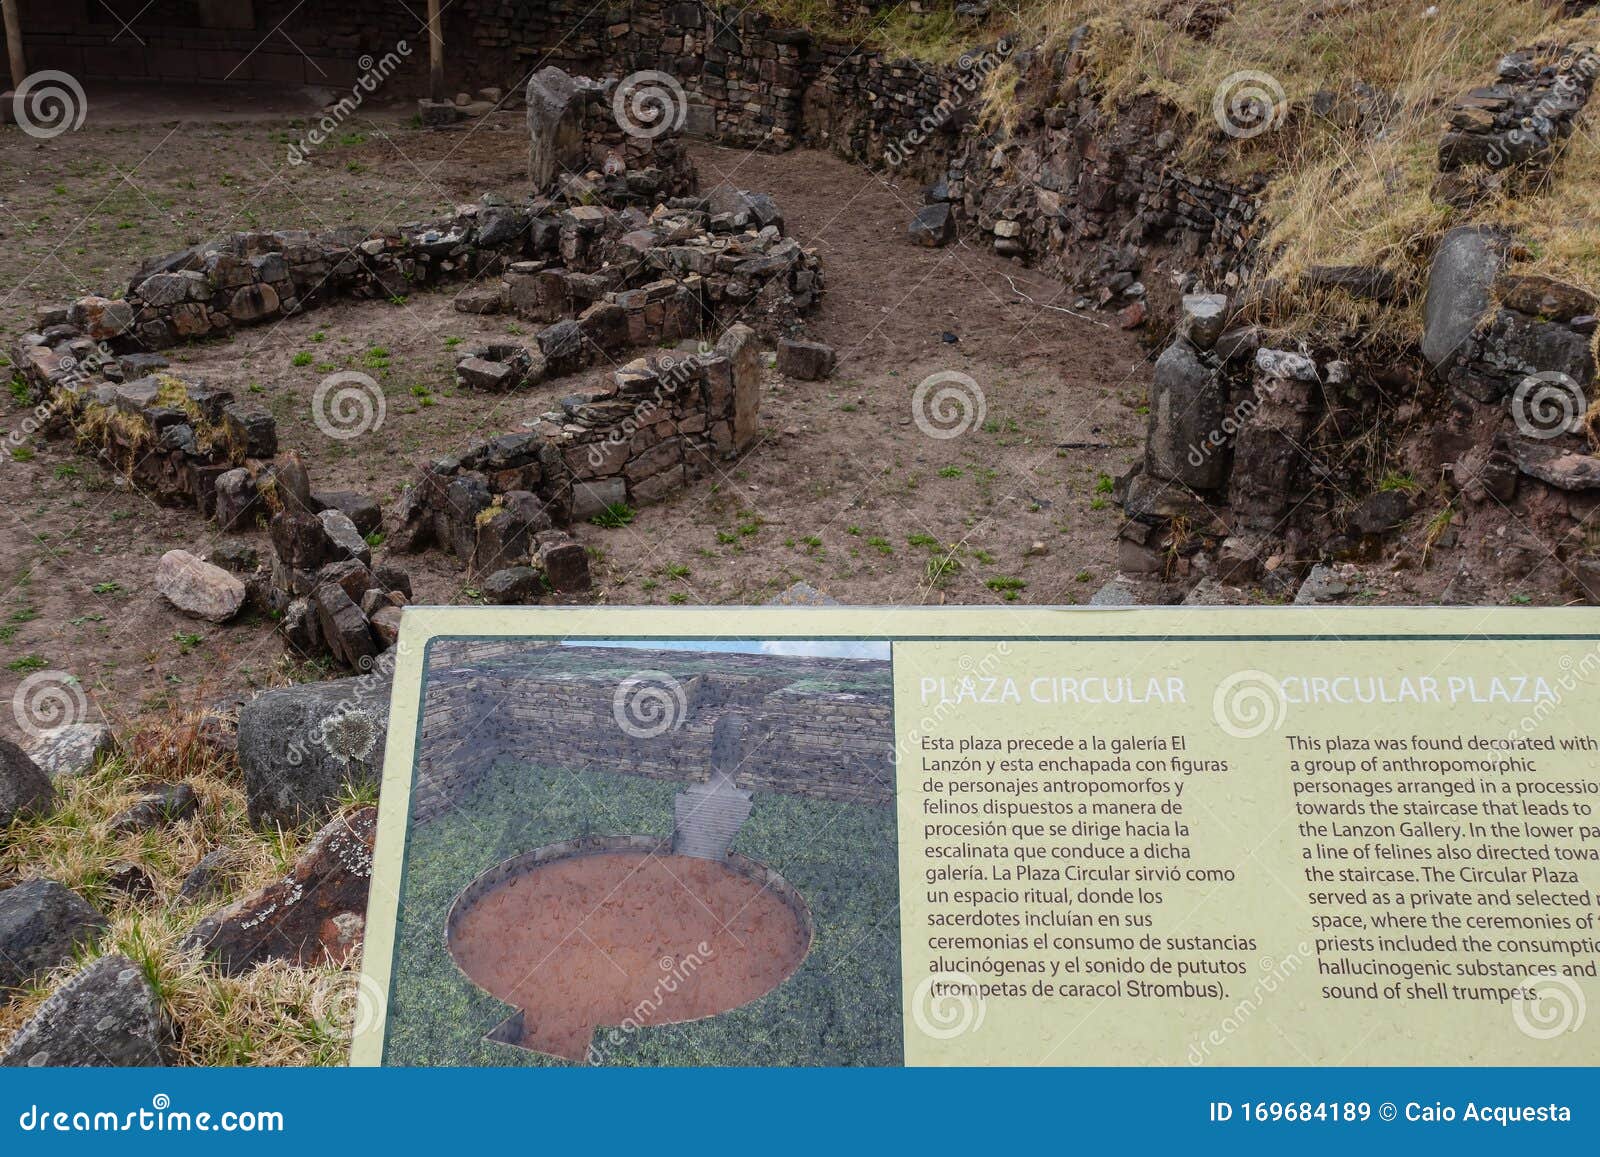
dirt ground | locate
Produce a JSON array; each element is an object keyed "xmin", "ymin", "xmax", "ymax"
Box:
[
  {"xmin": 0, "ymin": 100, "xmax": 1152, "ymax": 740},
  {"xmin": 449, "ymin": 851, "xmax": 809, "ymax": 1061}
]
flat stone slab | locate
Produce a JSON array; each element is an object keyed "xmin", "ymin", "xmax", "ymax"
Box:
[{"xmin": 182, "ymin": 807, "xmax": 376, "ymax": 976}]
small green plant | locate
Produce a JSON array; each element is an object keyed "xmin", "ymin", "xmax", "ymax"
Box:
[
  {"xmin": 591, "ymin": 503, "xmax": 636, "ymax": 529},
  {"xmin": 907, "ymin": 532, "xmax": 940, "ymax": 550},
  {"xmin": 6, "ymin": 655, "xmax": 48, "ymax": 673},
  {"xmin": 1377, "ymin": 471, "xmax": 1419, "ymax": 494},
  {"xmin": 364, "ymin": 531, "xmax": 387, "ymax": 548},
  {"xmin": 172, "ymin": 631, "xmax": 204, "ymax": 654},
  {"xmin": 866, "ymin": 536, "xmax": 894, "ymax": 556},
  {"xmin": 925, "ymin": 556, "xmax": 960, "ymax": 587},
  {"xmin": 310, "ymin": 331, "xmax": 327, "ymax": 343},
  {"xmin": 1094, "ymin": 473, "xmax": 1115, "ymax": 494},
  {"xmin": 9, "ymin": 446, "xmax": 35, "ymax": 462},
  {"xmin": 664, "ymin": 562, "xmax": 691, "ymax": 579},
  {"xmin": 291, "ymin": 352, "xmax": 314, "ymax": 367},
  {"xmin": 986, "ymin": 576, "xmax": 1027, "ymax": 601},
  {"xmin": 91, "ymin": 581, "xmax": 122, "ymax": 595},
  {"xmin": 668, "ymin": 592, "xmax": 689, "ymax": 605}
]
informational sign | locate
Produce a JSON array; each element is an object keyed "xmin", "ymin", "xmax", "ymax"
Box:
[{"xmin": 356, "ymin": 608, "xmax": 1599, "ymax": 1069}]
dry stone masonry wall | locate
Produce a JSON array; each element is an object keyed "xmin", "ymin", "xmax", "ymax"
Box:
[
  {"xmin": 1119, "ymin": 40, "xmax": 1600, "ymax": 603},
  {"xmin": 409, "ymin": 645, "xmax": 894, "ymax": 823}
]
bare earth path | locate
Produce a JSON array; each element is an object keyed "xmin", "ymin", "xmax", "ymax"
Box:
[{"xmin": 0, "ymin": 110, "xmax": 1151, "ymax": 738}]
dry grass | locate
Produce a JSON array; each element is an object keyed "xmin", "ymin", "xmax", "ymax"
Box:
[
  {"xmin": 761, "ymin": 0, "xmax": 1597, "ymax": 343},
  {"xmin": 0, "ymin": 716, "xmax": 353, "ymax": 1066}
]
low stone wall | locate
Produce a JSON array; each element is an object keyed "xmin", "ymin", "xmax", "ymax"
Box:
[
  {"xmin": 394, "ymin": 324, "xmax": 763, "ymax": 568},
  {"xmin": 9, "ymin": 340, "xmax": 272, "ymax": 513},
  {"xmin": 410, "ymin": 646, "xmax": 895, "ymax": 822}
]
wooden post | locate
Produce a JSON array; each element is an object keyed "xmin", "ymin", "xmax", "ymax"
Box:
[
  {"xmin": 3, "ymin": 0, "xmax": 27, "ymax": 94},
  {"xmin": 426, "ymin": 0, "xmax": 444, "ymax": 103}
]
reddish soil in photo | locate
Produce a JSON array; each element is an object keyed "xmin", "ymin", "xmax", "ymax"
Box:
[{"xmin": 447, "ymin": 851, "xmax": 811, "ymax": 1061}]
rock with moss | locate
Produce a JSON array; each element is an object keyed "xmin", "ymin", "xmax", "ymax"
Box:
[
  {"xmin": 0, "ymin": 954, "xmax": 173, "ymax": 1067},
  {"xmin": 237, "ymin": 675, "xmax": 391, "ymax": 826}
]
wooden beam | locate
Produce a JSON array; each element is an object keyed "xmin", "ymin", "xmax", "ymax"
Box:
[
  {"xmin": 3, "ymin": 0, "xmax": 27, "ymax": 93},
  {"xmin": 427, "ymin": 0, "xmax": 444, "ymax": 103}
]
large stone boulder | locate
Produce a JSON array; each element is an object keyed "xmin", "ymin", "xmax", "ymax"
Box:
[
  {"xmin": 0, "ymin": 739, "xmax": 54, "ymax": 827},
  {"xmin": 0, "ymin": 880, "xmax": 107, "ymax": 994},
  {"xmin": 0, "ymin": 954, "xmax": 172, "ymax": 1066},
  {"xmin": 182, "ymin": 807, "xmax": 376, "ymax": 975},
  {"xmin": 527, "ymin": 66, "xmax": 590, "ymax": 191},
  {"xmin": 1144, "ymin": 340, "xmax": 1226, "ymax": 490},
  {"xmin": 237, "ymin": 675, "xmax": 391, "ymax": 826},
  {"xmin": 155, "ymin": 549, "xmax": 246, "ymax": 622}
]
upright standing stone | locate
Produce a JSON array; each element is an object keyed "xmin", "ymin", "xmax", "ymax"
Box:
[
  {"xmin": 1144, "ymin": 340, "xmax": 1226, "ymax": 490},
  {"xmin": 527, "ymin": 67, "xmax": 588, "ymax": 192}
]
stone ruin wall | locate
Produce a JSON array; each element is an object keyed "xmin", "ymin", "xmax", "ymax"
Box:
[
  {"xmin": 409, "ymin": 649, "xmax": 895, "ymax": 823},
  {"xmin": 444, "ymin": 3, "xmax": 1262, "ymax": 318},
  {"xmin": 1118, "ymin": 42, "xmax": 1600, "ymax": 600}
]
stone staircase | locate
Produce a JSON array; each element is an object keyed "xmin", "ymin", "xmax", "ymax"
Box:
[
  {"xmin": 670, "ymin": 709, "xmax": 761, "ymax": 860},
  {"xmin": 672, "ymin": 780, "xmax": 753, "ymax": 860}
]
